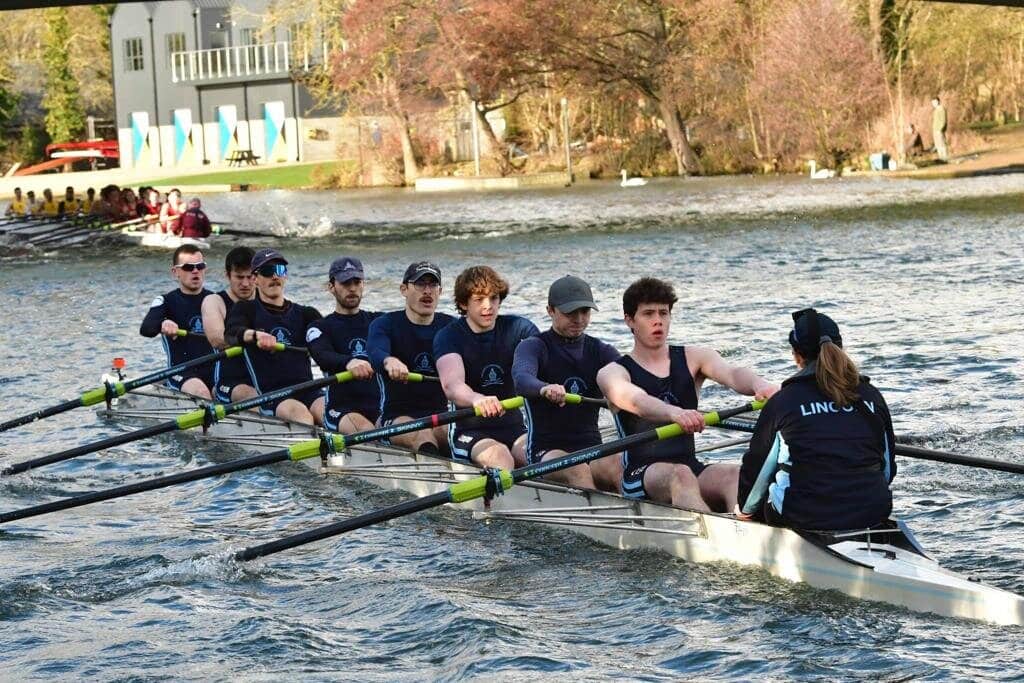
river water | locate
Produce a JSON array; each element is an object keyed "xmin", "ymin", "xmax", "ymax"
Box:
[{"xmin": 2, "ymin": 174, "xmax": 1024, "ymax": 680}]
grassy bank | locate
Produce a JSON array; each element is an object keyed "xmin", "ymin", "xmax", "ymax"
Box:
[{"xmin": 145, "ymin": 161, "xmax": 356, "ymax": 189}]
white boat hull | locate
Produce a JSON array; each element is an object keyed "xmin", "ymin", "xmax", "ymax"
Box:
[
  {"xmin": 119, "ymin": 230, "xmax": 211, "ymax": 251},
  {"xmin": 100, "ymin": 386, "xmax": 1024, "ymax": 626}
]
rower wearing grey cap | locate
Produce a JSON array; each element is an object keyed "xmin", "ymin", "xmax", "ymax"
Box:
[
  {"xmin": 224, "ymin": 248, "xmax": 324, "ymax": 425},
  {"xmin": 513, "ymin": 275, "xmax": 623, "ymax": 491},
  {"xmin": 367, "ymin": 261, "xmax": 455, "ymax": 454},
  {"xmin": 307, "ymin": 257, "xmax": 383, "ymax": 433}
]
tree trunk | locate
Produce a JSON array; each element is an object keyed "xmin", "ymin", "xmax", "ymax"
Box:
[
  {"xmin": 656, "ymin": 98, "xmax": 702, "ymax": 176},
  {"xmin": 473, "ymin": 101, "xmax": 514, "ymax": 176},
  {"xmin": 396, "ymin": 113, "xmax": 419, "ymax": 186}
]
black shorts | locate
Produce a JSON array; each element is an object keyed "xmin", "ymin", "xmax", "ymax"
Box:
[
  {"xmin": 450, "ymin": 424, "xmax": 526, "ymax": 463},
  {"xmin": 527, "ymin": 434, "xmax": 603, "ymax": 465},
  {"xmin": 215, "ymin": 378, "xmax": 251, "ymax": 403},
  {"xmin": 620, "ymin": 457, "xmax": 707, "ymax": 500},
  {"xmin": 166, "ymin": 367, "xmax": 215, "ymax": 393},
  {"xmin": 258, "ymin": 386, "xmax": 324, "ymax": 416},
  {"xmin": 324, "ymin": 403, "xmax": 380, "ymax": 431}
]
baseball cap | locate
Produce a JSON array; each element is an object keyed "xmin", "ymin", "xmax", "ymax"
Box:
[
  {"xmin": 251, "ymin": 248, "xmax": 288, "ymax": 272},
  {"xmin": 329, "ymin": 256, "xmax": 365, "ymax": 282},
  {"xmin": 403, "ymin": 261, "xmax": 441, "ymax": 284},
  {"xmin": 549, "ymin": 275, "xmax": 598, "ymax": 313},
  {"xmin": 788, "ymin": 308, "xmax": 842, "ymax": 358}
]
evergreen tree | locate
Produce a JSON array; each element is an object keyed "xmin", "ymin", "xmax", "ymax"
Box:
[{"xmin": 41, "ymin": 7, "xmax": 86, "ymax": 143}]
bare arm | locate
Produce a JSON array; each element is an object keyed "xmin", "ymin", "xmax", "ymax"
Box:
[
  {"xmin": 688, "ymin": 346, "xmax": 778, "ymax": 400},
  {"xmin": 436, "ymin": 353, "xmax": 483, "ymax": 407},
  {"xmin": 201, "ymin": 294, "xmax": 228, "ymax": 349},
  {"xmin": 597, "ymin": 361, "xmax": 705, "ymax": 432}
]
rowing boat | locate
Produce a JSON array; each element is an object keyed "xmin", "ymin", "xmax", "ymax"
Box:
[
  {"xmin": 99, "ymin": 382, "xmax": 1024, "ymax": 626},
  {"xmin": 118, "ymin": 230, "xmax": 212, "ymax": 251}
]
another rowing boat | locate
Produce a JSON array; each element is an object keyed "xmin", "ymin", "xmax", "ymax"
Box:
[
  {"xmin": 118, "ymin": 230, "xmax": 212, "ymax": 251},
  {"xmin": 99, "ymin": 383, "xmax": 1024, "ymax": 626}
]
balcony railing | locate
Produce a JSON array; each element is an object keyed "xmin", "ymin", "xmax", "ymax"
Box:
[{"xmin": 171, "ymin": 40, "xmax": 330, "ymax": 83}]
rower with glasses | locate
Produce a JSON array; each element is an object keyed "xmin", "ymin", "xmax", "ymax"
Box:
[
  {"xmin": 139, "ymin": 244, "xmax": 215, "ymax": 398},
  {"xmin": 367, "ymin": 261, "xmax": 455, "ymax": 454},
  {"xmin": 225, "ymin": 248, "xmax": 324, "ymax": 425}
]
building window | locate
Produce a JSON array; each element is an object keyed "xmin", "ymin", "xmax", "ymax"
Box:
[
  {"xmin": 240, "ymin": 27, "xmax": 259, "ymax": 66},
  {"xmin": 165, "ymin": 32, "xmax": 186, "ymax": 67},
  {"xmin": 124, "ymin": 37, "xmax": 144, "ymax": 72}
]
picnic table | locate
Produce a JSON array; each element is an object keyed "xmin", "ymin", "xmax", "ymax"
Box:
[{"xmin": 226, "ymin": 149, "xmax": 260, "ymax": 167}]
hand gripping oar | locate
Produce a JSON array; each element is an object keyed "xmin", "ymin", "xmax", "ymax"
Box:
[
  {"xmin": 0, "ymin": 346, "xmax": 247, "ymax": 435},
  {"xmin": 0, "ymin": 393, "xmax": 525, "ymax": 525},
  {"xmin": 234, "ymin": 399, "xmax": 764, "ymax": 562},
  {"xmin": 710, "ymin": 417, "xmax": 1024, "ymax": 476},
  {"xmin": 0, "ymin": 364, "xmax": 364, "ymax": 476}
]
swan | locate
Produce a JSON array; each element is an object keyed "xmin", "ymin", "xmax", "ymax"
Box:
[
  {"xmin": 807, "ymin": 160, "xmax": 836, "ymax": 180},
  {"xmin": 620, "ymin": 169, "xmax": 648, "ymax": 187}
]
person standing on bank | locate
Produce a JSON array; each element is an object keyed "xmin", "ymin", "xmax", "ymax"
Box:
[
  {"xmin": 737, "ymin": 309, "xmax": 896, "ymax": 530},
  {"xmin": 932, "ymin": 97, "xmax": 949, "ymax": 162}
]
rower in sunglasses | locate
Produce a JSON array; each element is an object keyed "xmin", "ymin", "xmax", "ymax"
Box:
[
  {"xmin": 224, "ymin": 248, "xmax": 325, "ymax": 425},
  {"xmin": 139, "ymin": 244, "xmax": 215, "ymax": 398}
]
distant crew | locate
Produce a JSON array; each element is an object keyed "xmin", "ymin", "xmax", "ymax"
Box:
[
  {"xmin": 139, "ymin": 244, "xmax": 215, "ymax": 398},
  {"xmin": 737, "ymin": 309, "xmax": 896, "ymax": 530},
  {"xmin": 139, "ymin": 187, "xmax": 161, "ymax": 231},
  {"xmin": 60, "ymin": 186, "xmax": 81, "ymax": 215},
  {"xmin": 435, "ymin": 266, "xmax": 539, "ymax": 470},
  {"xmin": 91, "ymin": 185, "xmax": 120, "ymax": 220},
  {"xmin": 177, "ymin": 198, "xmax": 212, "ymax": 239},
  {"xmin": 24, "ymin": 191, "xmax": 37, "ymax": 216},
  {"xmin": 200, "ymin": 246, "xmax": 257, "ymax": 403},
  {"xmin": 308, "ymin": 257, "xmax": 383, "ymax": 433},
  {"xmin": 368, "ymin": 261, "xmax": 455, "ymax": 454},
  {"xmin": 5, "ymin": 187, "xmax": 26, "ymax": 216},
  {"xmin": 598, "ymin": 277, "xmax": 777, "ymax": 512},
  {"xmin": 120, "ymin": 188, "xmax": 139, "ymax": 220},
  {"xmin": 35, "ymin": 188, "xmax": 60, "ymax": 216},
  {"xmin": 225, "ymin": 249, "xmax": 324, "ymax": 424},
  {"xmin": 160, "ymin": 189, "xmax": 184, "ymax": 234},
  {"xmin": 82, "ymin": 187, "xmax": 96, "ymax": 214},
  {"xmin": 513, "ymin": 275, "xmax": 622, "ymax": 490}
]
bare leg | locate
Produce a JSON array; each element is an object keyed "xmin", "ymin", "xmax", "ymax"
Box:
[
  {"xmin": 540, "ymin": 449, "xmax": 596, "ymax": 489},
  {"xmin": 510, "ymin": 434, "xmax": 528, "ymax": 467},
  {"xmin": 181, "ymin": 377, "xmax": 212, "ymax": 400},
  {"xmin": 590, "ymin": 452, "xmax": 623, "ymax": 493},
  {"xmin": 275, "ymin": 398, "xmax": 315, "ymax": 425},
  {"xmin": 309, "ymin": 396, "xmax": 326, "ymax": 426},
  {"xmin": 338, "ymin": 412, "xmax": 375, "ymax": 435},
  {"xmin": 388, "ymin": 416, "xmax": 442, "ymax": 452},
  {"xmin": 230, "ymin": 384, "xmax": 258, "ymax": 402},
  {"xmin": 698, "ymin": 463, "xmax": 740, "ymax": 513},
  {"xmin": 642, "ymin": 462, "xmax": 710, "ymax": 511},
  {"xmin": 471, "ymin": 439, "xmax": 515, "ymax": 470}
]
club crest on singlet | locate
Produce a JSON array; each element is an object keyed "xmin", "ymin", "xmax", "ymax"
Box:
[
  {"xmin": 413, "ymin": 352, "xmax": 433, "ymax": 372},
  {"xmin": 660, "ymin": 391, "xmax": 679, "ymax": 405},
  {"xmin": 349, "ymin": 338, "xmax": 367, "ymax": 356},
  {"xmin": 188, "ymin": 315, "xmax": 204, "ymax": 334},
  {"xmin": 563, "ymin": 377, "xmax": 587, "ymax": 395},
  {"xmin": 481, "ymin": 364, "xmax": 504, "ymax": 387},
  {"xmin": 271, "ymin": 327, "xmax": 292, "ymax": 344},
  {"xmin": 305, "ymin": 327, "xmax": 322, "ymax": 343}
]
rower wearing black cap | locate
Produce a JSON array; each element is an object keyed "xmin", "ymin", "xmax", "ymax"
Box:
[
  {"xmin": 224, "ymin": 248, "xmax": 324, "ymax": 424},
  {"xmin": 201, "ymin": 246, "xmax": 257, "ymax": 402},
  {"xmin": 307, "ymin": 256, "xmax": 382, "ymax": 433},
  {"xmin": 513, "ymin": 275, "xmax": 622, "ymax": 490},
  {"xmin": 435, "ymin": 266, "xmax": 539, "ymax": 470},
  {"xmin": 367, "ymin": 261, "xmax": 455, "ymax": 453},
  {"xmin": 139, "ymin": 244, "xmax": 215, "ymax": 398},
  {"xmin": 737, "ymin": 309, "xmax": 896, "ymax": 529},
  {"xmin": 597, "ymin": 277, "xmax": 778, "ymax": 512}
]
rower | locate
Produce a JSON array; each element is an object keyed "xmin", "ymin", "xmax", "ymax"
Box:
[
  {"xmin": 308, "ymin": 257, "xmax": 382, "ymax": 433},
  {"xmin": 60, "ymin": 186, "xmax": 81, "ymax": 215},
  {"xmin": 6, "ymin": 187, "xmax": 26, "ymax": 216},
  {"xmin": 160, "ymin": 189, "xmax": 183, "ymax": 235},
  {"xmin": 200, "ymin": 246, "xmax": 257, "ymax": 403},
  {"xmin": 737, "ymin": 309, "xmax": 896, "ymax": 529},
  {"xmin": 513, "ymin": 275, "xmax": 622, "ymax": 490},
  {"xmin": 138, "ymin": 187, "xmax": 161, "ymax": 231},
  {"xmin": 82, "ymin": 187, "xmax": 96, "ymax": 214},
  {"xmin": 35, "ymin": 189, "xmax": 60, "ymax": 217},
  {"xmin": 597, "ymin": 277, "xmax": 778, "ymax": 512},
  {"xmin": 367, "ymin": 261, "xmax": 454, "ymax": 453},
  {"xmin": 139, "ymin": 244, "xmax": 215, "ymax": 399},
  {"xmin": 435, "ymin": 265, "xmax": 538, "ymax": 470},
  {"xmin": 120, "ymin": 188, "xmax": 139, "ymax": 220},
  {"xmin": 91, "ymin": 185, "xmax": 120, "ymax": 219},
  {"xmin": 225, "ymin": 248, "xmax": 324, "ymax": 424},
  {"xmin": 24, "ymin": 191, "xmax": 37, "ymax": 216},
  {"xmin": 177, "ymin": 198, "xmax": 212, "ymax": 238}
]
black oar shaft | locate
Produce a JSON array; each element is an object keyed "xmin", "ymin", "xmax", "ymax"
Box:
[
  {"xmin": 1, "ymin": 421, "xmax": 178, "ymax": 476},
  {"xmin": 894, "ymin": 444, "xmax": 1024, "ymax": 475},
  {"xmin": 0, "ymin": 398, "xmax": 83, "ymax": 432},
  {"xmin": 0, "ymin": 450, "xmax": 289, "ymax": 524}
]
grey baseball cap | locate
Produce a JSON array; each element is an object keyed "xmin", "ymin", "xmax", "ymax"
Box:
[
  {"xmin": 403, "ymin": 261, "xmax": 441, "ymax": 283},
  {"xmin": 329, "ymin": 256, "xmax": 365, "ymax": 282},
  {"xmin": 549, "ymin": 275, "xmax": 598, "ymax": 313}
]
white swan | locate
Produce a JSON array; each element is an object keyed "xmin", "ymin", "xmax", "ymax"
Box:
[
  {"xmin": 620, "ymin": 169, "xmax": 648, "ymax": 187},
  {"xmin": 807, "ymin": 160, "xmax": 836, "ymax": 180}
]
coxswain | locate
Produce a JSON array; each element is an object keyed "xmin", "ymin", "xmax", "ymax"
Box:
[
  {"xmin": 597, "ymin": 277, "xmax": 778, "ymax": 512},
  {"xmin": 5, "ymin": 187, "xmax": 27, "ymax": 216},
  {"xmin": 224, "ymin": 249, "xmax": 324, "ymax": 424},
  {"xmin": 307, "ymin": 257, "xmax": 382, "ymax": 433},
  {"xmin": 35, "ymin": 189, "xmax": 60, "ymax": 217},
  {"xmin": 513, "ymin": 275, "xmax": 622, "ymax": 490},
  {"xmin": 200, "ymin": 246, "xmax": 257, "ymax": 403},
  {"xmin": 60, "ymin": 186, "xmax": 81, "ymax": 215},
  {"xmin": 139, "ymin": 244, "xmax": 215, "ymax": 399},
  {"xmin": 160, "ymin": 189, "xmax": 183, "ymax": 234},
  {"xmin": 177, "ymin": 198, "xmax": 212, "ymax": 238},
  {"xmin": 737, "ymin": 309, "xmax": 896, "ymax": 529},
  {"xmin": 82, "ymin": 187, "xmax": 96, "ymax": 214},
  {"xmin": 435, "ymin": 266, "xmax": 539, "ymax": 470},
  {"xmin": 367, "ymin": 261, "xmax": 455, "ymax": 454}
]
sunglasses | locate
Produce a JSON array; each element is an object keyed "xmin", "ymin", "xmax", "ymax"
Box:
[
  {"xmin": 176, "ymin": 261, "xmax": 207, "ymax": 272},
  {"xmin": 255, "ymin": 263, "xmax": 288, "ymax": 278}
]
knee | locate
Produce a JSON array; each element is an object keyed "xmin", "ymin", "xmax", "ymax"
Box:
[{"xmin": 671, "ymin": 465, "xmax": 699, "ymax": 488}]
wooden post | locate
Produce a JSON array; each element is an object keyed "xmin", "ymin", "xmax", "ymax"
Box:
[{"xmin": 561, "ymin": 97, "xmax": 572, "ymax": 181}]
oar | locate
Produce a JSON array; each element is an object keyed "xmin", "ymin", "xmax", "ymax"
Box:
[
  {"xmin": 710, "ymin": 418, "xmax": 1024, "ymax": 476},
  {"xmin": 0, "ymin": 366, "xmax": 370, "ymax": 476},
  {"xmin": 0, "ymin": 394, "xmax": 526, "ymax": 525},
  {"xmin": 234, "ymin": 399, "xmax": 764, "ymax": 561},
  {"xmin": 0, "ymin": 346, "xmax": 247, "ymax": 434}
]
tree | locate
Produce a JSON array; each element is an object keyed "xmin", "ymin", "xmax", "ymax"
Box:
[{"xmin": 41, "ymin": 7, "xmax": 86, "ymax": 143}]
